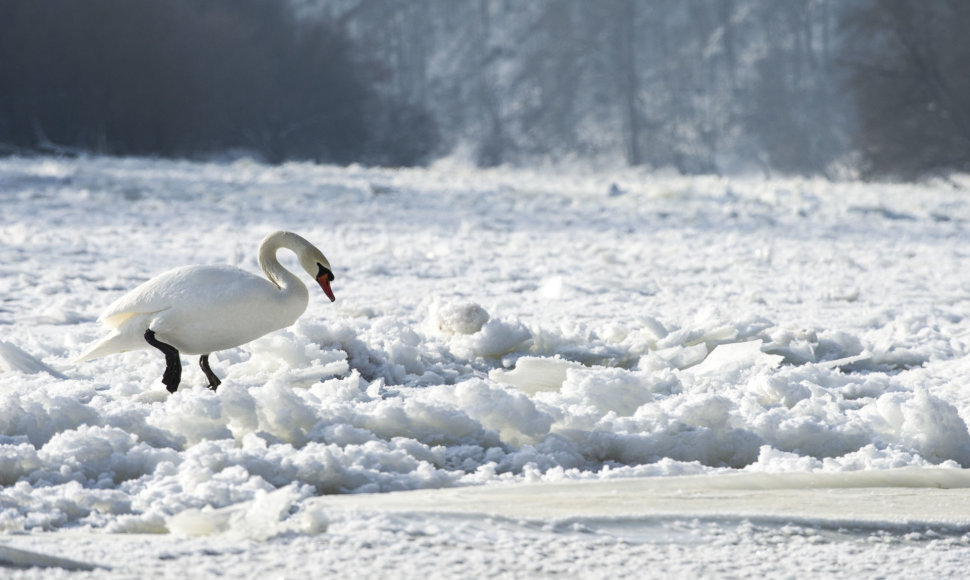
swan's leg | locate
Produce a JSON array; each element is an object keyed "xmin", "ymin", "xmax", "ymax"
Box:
[
  {"xmin": 144, "ymin": 329, "xmax": 181, "ymax": 393},
  {"xmin": 199, "ymin": 355, "xmax": 221, "ymax": 391}
]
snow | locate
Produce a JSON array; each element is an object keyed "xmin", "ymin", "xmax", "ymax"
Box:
[{"xmin": 3, "ymin": 155, "xmax": 970, "ymax": 576}]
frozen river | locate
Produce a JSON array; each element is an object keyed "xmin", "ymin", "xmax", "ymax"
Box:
[{"xmin": 2, "ymin": 156, "xmax": 970, "ymax": 576}]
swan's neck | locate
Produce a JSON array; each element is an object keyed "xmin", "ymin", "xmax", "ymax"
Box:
[{"xmin": 258, "ymin": 232, "xmax": 308, "ymax": 298}]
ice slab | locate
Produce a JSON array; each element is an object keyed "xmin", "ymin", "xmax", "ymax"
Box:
[
  {"xmin": 0, "ymin": 340, "xmax": 66, "ymax": 378},
  {"xmin": 309, "ymin": 468, "xmax": 970, "ymax": 525},
  {"xmin": 489, "ymin": 356, "xmax": 583, "ymax": 395},
  {"xmin": 0, "ymin": 543, "xmax": 101, "ymax": 571}
]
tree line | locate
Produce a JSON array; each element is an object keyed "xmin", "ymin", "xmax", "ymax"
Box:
[
  {"xmin": 322, "ymin": 0, "xmax": 969, "ymax": 178},
  {"xmin": 1, "ymin": 0, "xmax": 968, "ymax": 178},
  {"xmin": 0, "ymin": 0, "xmax": 440, "ymax": 165},
  {"xmin": 841, "ymin": 0, "xmax": 970, "ymax": 178}
]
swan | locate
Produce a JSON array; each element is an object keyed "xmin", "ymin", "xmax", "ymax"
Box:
[{"xmin": 75, "ymin": 231, "xmax": 335, "ymax": 393}]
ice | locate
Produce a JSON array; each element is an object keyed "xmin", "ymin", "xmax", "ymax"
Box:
[
  {"xmin": 428, "ymin": 301, "xmax": 490, "ymax": 335},
  {"xmin": 0, "ymin": 544, "xmax": 100, "ymax": 571},
  {"xmin": 309, "ymin": 467, "xmax": 970, "ymax": 521},
  {"xmin": 4, "ymin": 156, "xmax": 970, "ymax": 575},
  {"xmin": 488, "ymin": 356, "xmax": 581, "ymax": 395},
  {"xmin": 167, "ymin": 485, "xmax": 326, "ymax": 540},
  {"xmin": 691, "ymin": 340, "xmax": 783, "ymax": 375},
  {"xmin": 0, "ymin": 341, "xmax": 65, "ymax": 378}
]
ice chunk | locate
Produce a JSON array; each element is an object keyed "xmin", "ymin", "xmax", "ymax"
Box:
[
  {"xmin": 0, "ymin": 340, "xmax": 66, "ymax": 378},
  {"xmin": 489, "ymin": 356, "xmax": 583, "ymax": 395},
  {"xmin": 450, "ymin": 318, "xmax": 532, "ymax": 359},
  {"xmin": 693, "ymin": 340, "xmax": 783, "ymax": 376},
  {"xmin": 427, "ymin": 301, "xmax": 531, "ymax": 359},
  {"xmin": 429, "ymin": 301, "xmax": 490, "ymax": 335},
  {"xmin": 560, "ymin": 366, "xmax": 654, "ymax": 417},
  {"xmin": 869, "ymin": 389, "xmax": 970, "ymax": 467},
  {"xmin": 439, "ymin": 380, "xmax": 554, "ymax": 445},
  {"xmin": 653, "ymin": 343, "xmax": 709, "ymax": 370},
  {"xmin": 167, "ymin": 485, "xmax": 325, "ymax": 540},
  {"xmin": 0, "ymin": 544, "xmax": 101, "ymax": 571}
]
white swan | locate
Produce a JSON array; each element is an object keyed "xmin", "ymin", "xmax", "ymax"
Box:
[{"xmin": 76, "ymin": 231, "xmax": 335, "ymax": 392}]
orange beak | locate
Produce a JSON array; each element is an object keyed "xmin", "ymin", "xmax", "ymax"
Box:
[{"xmin": 317, "ymin": 275, "xmax": 335, "ymax": 302}]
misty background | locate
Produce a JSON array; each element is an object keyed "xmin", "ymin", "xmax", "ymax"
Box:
[{"xmin": 0, "ymin": 0, "xmax": 967, "ymax": 179}]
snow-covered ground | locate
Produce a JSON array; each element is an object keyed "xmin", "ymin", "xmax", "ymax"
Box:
[{"xmin": 3, "ymin": 155, "xmax": 970, "ymax": 577}]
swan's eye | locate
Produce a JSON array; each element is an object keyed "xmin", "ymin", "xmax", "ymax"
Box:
[{"xmin": 316, "ymin": 263, "xmax": 334, "ymax": 282}]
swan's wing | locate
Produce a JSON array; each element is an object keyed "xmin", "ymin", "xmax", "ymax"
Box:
[
  {"xmin": 97, "ymin": 265, "xmax": 269, "ymax": 328},
  {"xmin": 97, "ymin": 267, "xmax": 187, "ymax": 328}
]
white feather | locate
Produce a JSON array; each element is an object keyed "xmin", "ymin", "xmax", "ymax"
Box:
[{"xmin": 75, "ymin": 231, "xmax": 333, "ymax": 362}]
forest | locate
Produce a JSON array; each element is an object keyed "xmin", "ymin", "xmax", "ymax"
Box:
[{"xmin": 0, "ymin": 0, "xmax": 968, "ymax": 178}]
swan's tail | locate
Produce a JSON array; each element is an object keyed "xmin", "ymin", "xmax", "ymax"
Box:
[{"xmin": 74, "ymin": 330, "xmax": 148, "ymax": 363}]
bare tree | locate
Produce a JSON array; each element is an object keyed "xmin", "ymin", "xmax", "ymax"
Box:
[{"xmin": 842, "ymin": 0, "xmax": 970, "ymax": 178}]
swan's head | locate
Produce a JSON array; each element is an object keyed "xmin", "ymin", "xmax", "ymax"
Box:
[
  {"xmin": 298, "ymin": 246, "xmax": 336, "ymax": 302},
  {"xmin": 262, "ymin": 231, "xmax": 337, "ymax": 302}
]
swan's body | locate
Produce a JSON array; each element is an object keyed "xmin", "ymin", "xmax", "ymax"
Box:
[{"xmin": 76, "ymin": 231, "xmax": 335, "ymax": 392}]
